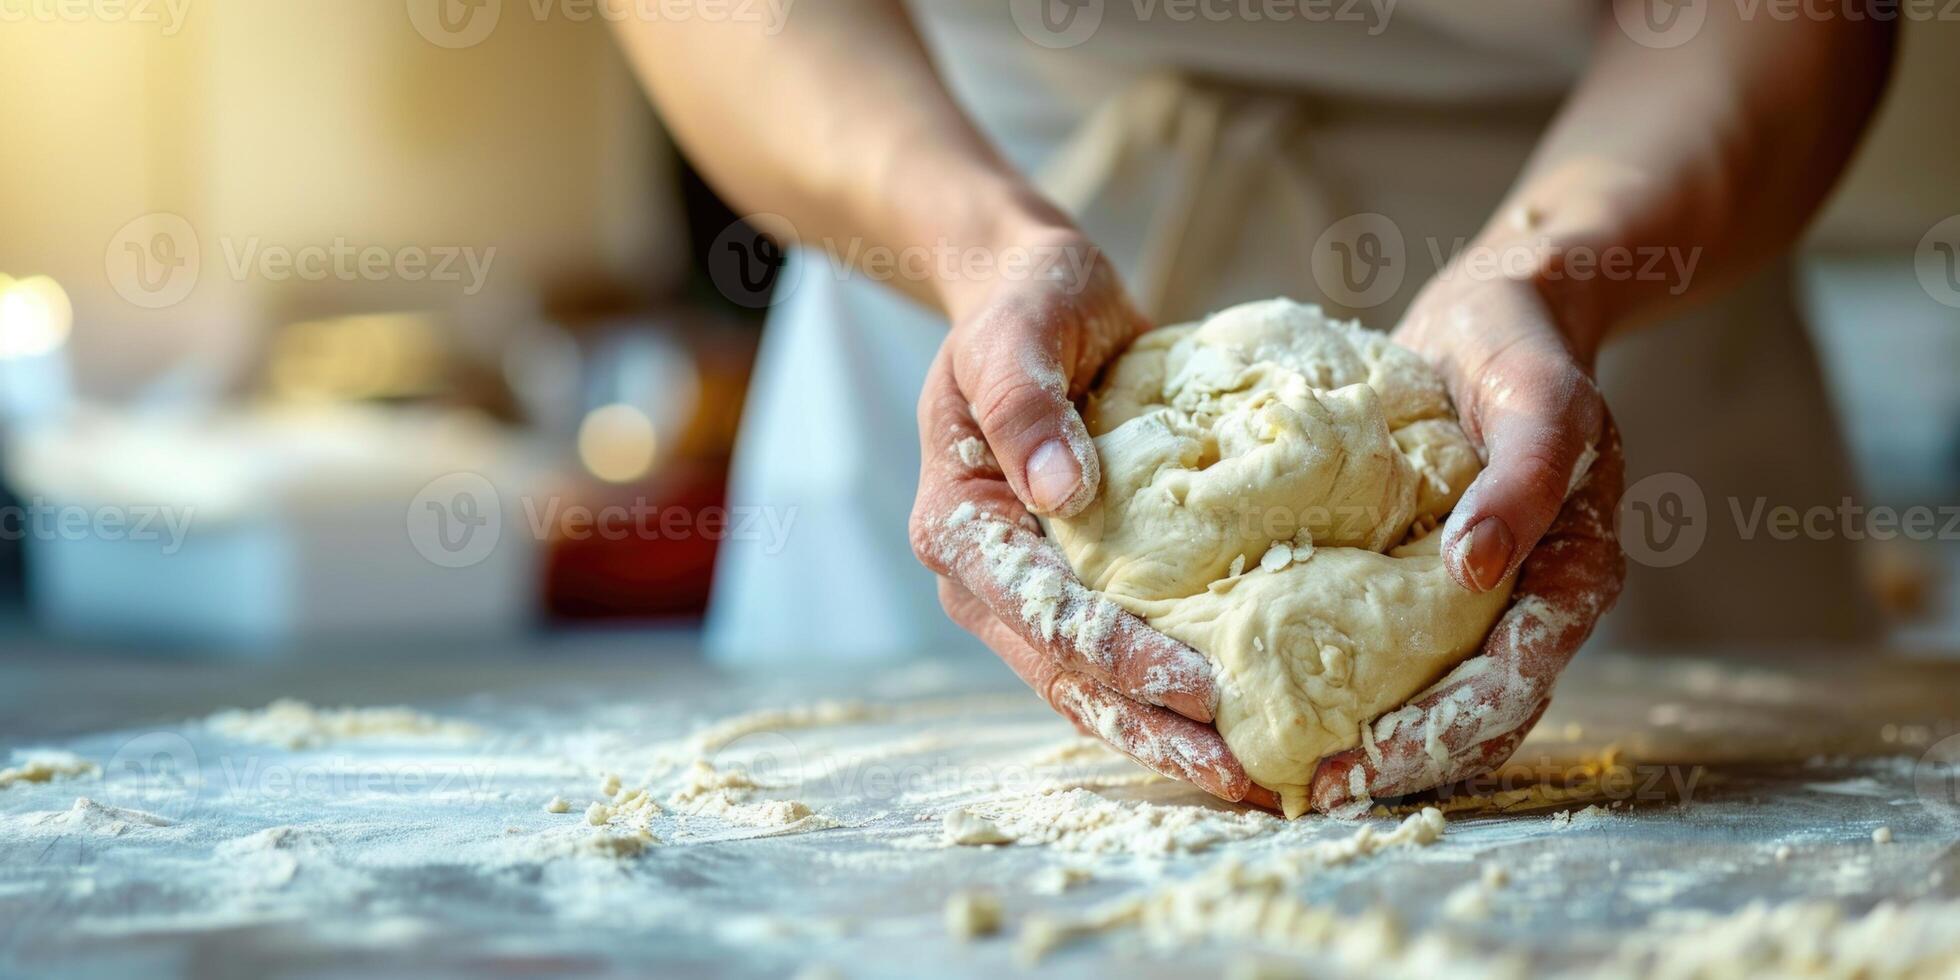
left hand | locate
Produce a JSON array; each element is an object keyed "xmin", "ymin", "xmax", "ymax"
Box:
[{"xmin": 1306, "ymin": 273, "xmax": 1628, "ymax": 811}]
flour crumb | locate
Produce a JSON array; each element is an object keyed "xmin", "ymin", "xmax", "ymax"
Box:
[
  {"xmin": 1872, "ymin": 826, "xmax": 1893, "ymax": 844},
  {"xmin": 945, "ymin": 890, "xmax": 1002, "ymax": 940},
  {"xmin": 943, "ymin": 808, "xmax": 1014, "ymax": 846},
  {"xmin": 207, "ymin": 699, "xmax": 481, "ymax": 749},
  {"xmin": 667, "ymin": 760, "xmax": 832, "ymax": 830},
  {"xmin": 585, "ymin": 802, "xmax": 613, "ymax": 826},
  {"xmin": 544, "ymin": 796, "xmax": 571, "ymax": 814},
  {"xmin": 1029, "ymin": 866, "xmax": 1092, "ymax": 895},
  {"xmin": 27, "ymin": 797, "xmax": 174, "ymax": 836},
  {"xmin": 953, "ymin": 436, "xmax": 995, "ymax": 470},
  {"xmin": 0, "ymin": 751, "xmax": 99, "ymax": 790}
]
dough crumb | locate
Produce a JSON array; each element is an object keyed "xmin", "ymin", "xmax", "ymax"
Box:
[
  {"xmin": 1028, "ymin": 866, "xmax": 1091, "ymax": 895},
  {"xmin": 945, "ymin": 890, "xmax": 1002, "ymax": 940},
  {"xmin": 0, "ymin": 751, "xmax": 99, "ymax": 790},
  {"xmin": 543, "ymin": 796, "xmax": 571, "ymax": 814},
  {"xmin": 585, "ymin": 802, "xmax": 612, "ymax": 826},
  {"xmin": 1873, "ymin": 826, "xmax": 1893, "ymax": 844},
  {"xmin": 942, "ymin": 808, "xmax": 1014, "ymax": 846},
  {"xmin": 207, "ymin": 699, "xmax": 481, "ymax": 749}
]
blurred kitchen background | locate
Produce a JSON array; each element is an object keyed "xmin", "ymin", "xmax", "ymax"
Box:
[{"xmin": 0, "ymin": 4, "xmax": 1957, "ymax": 660}]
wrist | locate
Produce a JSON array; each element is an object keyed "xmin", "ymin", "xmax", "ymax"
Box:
[
  {"xmin": 930, "ymin": 185, "xmax": 1094, "ymax": 322},
  {"xmin": 1460, "ymin": 223, "xmax": 1617, "ymax": 368}
]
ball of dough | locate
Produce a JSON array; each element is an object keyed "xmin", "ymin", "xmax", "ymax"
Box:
[{"xmin": 1047, "ymin": 299, "xmax": 1513, "ymax": 817}]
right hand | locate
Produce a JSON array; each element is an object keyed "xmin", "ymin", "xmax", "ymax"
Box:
[{"xmin": 907, "ymin": 227, "xmax": 1279, "ymax": 809}]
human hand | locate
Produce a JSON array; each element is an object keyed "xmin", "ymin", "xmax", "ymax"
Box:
[
  {"xmin": 908, "ymin": 230, "xmax": 1279, "ymax": 809},
  {"xmin": 1304, "ymin": 275, "xmax": 1627, "ymax": 812}
]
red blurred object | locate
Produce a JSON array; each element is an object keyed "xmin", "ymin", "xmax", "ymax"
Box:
[{"xmin": 543, "ymin": 459, "xmax": 729, "ymax": 621}]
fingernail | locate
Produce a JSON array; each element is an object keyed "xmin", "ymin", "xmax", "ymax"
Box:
[
  {"xmin": 1463, "ymin": 517, "xmax": 1515, "ymax": 593},
  {"xmin": 1025, "ymin": 439, "xmax": 1082, "ymax": 514}
]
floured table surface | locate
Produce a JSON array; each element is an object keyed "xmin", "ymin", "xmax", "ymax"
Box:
[{"xmin": 1, "ymin": 637, "xmax": 1957, "ymax": 978}]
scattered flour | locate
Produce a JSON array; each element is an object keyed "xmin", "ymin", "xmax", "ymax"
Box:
[
  {"xmin": 0, "ymin": 750, "xmax": 99, "ymax": 790},
  {"xmin": 665, "ymin": 760, "xmax": 834, "ymax": 831},
  {"xmin": 1613, "ymin": 899, "xmax": 1960, "ymax": 978},
  {"xmin": 950, "ymin": 787, "xmax": 1280, "ymax": 855},
  {"xmin": 24, "ymin": 797, "xmax": 174, "ymax": 836},
  {"xmin": 1017, "ymin": 808, "xmax": 1460, "ymax": 966},
  {"xmin": 207, "ymin": 699, "xmax": 482, "ymax": 749}
]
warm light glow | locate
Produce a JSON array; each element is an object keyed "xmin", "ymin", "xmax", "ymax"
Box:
[
  {"xmin": 267, "ymin": 313, "xmax": 442, "ymax": 401},
  {"xmin": 577, "ymin": 403, "xmax": 658, "ymax": 484},
  {"xmin": 0, "ymin": 275, "xmax": 74, "ymax": 360}
]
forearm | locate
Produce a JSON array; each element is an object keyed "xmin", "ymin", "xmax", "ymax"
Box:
[
  {"xmin": 1479, "ymin": 1, "xmax": 1895, "ymax": 359},
  {"xmin": 609, "ymin": 2, "xmax": 1068, "ymax": 315}
]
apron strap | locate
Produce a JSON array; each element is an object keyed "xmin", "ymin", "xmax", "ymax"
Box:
[{"xmin": 1034, "ymin": 74, "xmax": 1338, "ymax": 324}]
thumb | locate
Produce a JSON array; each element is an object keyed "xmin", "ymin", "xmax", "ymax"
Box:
[
  {"xmin": 952, "ymin": 313, "xmax": 1103, "ymax": 518},
  {"xmin": 1443, "ymin": 361, "xmax": 1604, "ymax": 593}
]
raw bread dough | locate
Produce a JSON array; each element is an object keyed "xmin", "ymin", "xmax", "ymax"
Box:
[{"xmin": 1047, "ymin": 299, "xmax": 1513, "ymax": 816}]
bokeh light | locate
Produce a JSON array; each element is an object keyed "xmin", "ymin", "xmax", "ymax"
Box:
[{"xmin": 576, "ymin": 402, "xmax": 658, "ymax": 484}]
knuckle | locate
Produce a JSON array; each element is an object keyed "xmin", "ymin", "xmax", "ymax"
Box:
[{"xmin": 969, "ymin": 372, "xmax": 1061, "ymax": 448}]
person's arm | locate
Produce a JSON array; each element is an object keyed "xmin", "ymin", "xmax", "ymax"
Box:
[
  {"xmin": 611, "ymin": 7, "xmax": 1274, "ymax": 807},
  {"xmin": 609, "ymin": 2, "xmax": 1054, "ymax": 317},
  {"xmin": 1400, "ymin": 2, "xmax": 1896, "ymax": 599},
  {"xmin": 1326, "ymin": 6, "xmax": 1896, "ymax": 809}
]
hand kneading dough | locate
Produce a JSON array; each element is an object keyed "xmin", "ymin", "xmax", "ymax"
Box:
[{"xmin": 1046, "ymin": 299, "xmax": 1514, "ymax": 817}]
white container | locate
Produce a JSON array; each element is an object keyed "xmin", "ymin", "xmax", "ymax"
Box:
[{"xmin": 6, "ymin": 405, "xmax": 547, "ymax": 652}]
